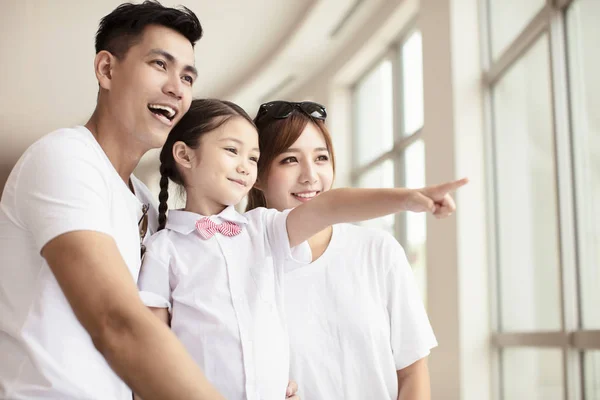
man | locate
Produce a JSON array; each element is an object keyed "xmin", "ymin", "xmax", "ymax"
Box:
[{"xmin": 0, "ymin": 2, "xmax": 299, "ymax": 399}]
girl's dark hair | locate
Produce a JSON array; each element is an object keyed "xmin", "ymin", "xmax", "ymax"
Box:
[
  {"xmin": 246, "ymin": 110, "xmax": 336, "ymax": 212},
  {"xmin": 95, "ymin": 0, "xmax": 203, "ymax": 59},
  {"xmin": 158, "ymin": 99, "xmax": 255, "ymax": 231}
]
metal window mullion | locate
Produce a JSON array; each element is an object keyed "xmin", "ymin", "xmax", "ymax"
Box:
[
  {"xmin": 479, "ymin": 0, "xmax": 501, "ymax": 398},
  {"xmin": 391, "ymin": 41, "xmax": 406, "ymax": 244},
  {"xmin": 493, "ymin": 332, "xmax": 570, "ymax": 347},
  {"xmin": 571, "ymin": 331, "xmax": 600, "ymax": 350},
  {"xmin": 554, "ymin": 0, "xmax": 575, "ymax": 11},
  {"xmin": 548, "ymin": 5, "xmax": 583, "ymax": 399},
  {"xmin": 350, "ymin": 131, "xmax": 423, "ymax": 181},
  {"xmin": 484, "ymin": 5, "xmax": 552, "ymax": 86}
]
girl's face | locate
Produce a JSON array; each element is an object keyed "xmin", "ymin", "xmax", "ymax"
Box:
[
  {"xmin": 183, "ymin": 117, "xmax": 260, "ymax": 212},
  {"xmin": 260, "ymin": 122, "xmax": 334, "ymax": 212}
]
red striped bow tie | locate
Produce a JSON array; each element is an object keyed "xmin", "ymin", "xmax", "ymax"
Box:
[{"xmin": 195, "ymin": 217, "xmax": 242, "ymax": 240}]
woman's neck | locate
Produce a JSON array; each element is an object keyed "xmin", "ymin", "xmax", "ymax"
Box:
[{"xmin": 307, "ymin": 225, "xmax": 333, "ymax": 262}]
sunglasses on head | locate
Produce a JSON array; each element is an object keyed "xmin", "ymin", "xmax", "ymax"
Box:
[{"xmin": 255, "ymin": 101, "xmax": 327, "ymax": 123}]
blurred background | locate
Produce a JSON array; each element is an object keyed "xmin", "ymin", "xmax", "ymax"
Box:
[{"xmin": 0, "ymin": 0, "xmax": 598, "ymax": 399}]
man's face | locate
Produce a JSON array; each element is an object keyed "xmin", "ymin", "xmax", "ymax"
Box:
[{"xmin": 105, "ymin": 24, "xmax": 197, "ymax": 149}]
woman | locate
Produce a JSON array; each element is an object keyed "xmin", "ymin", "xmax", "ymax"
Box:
[{"xmin": 247, "ymin": 101, "xmax": 443, "ymax": 400}]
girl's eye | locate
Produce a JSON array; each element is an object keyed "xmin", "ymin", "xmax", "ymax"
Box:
[
  {"xmin": 316, "ymin": 155, "xmax": 329, "ymax": 162},
  {"xmin": 154, "ymin": 60, "xmax": 167, "ymax": 69},
  {"xmin": 225, "ymin": 147, "xmax": 238, "ymax": 155},
  {"xmin": 250, "ymin": 156, "xmax": 259, "ymax": 163},
  {"xmin": 280, "ymin": 156, "xmax": 298, "ymax": 164}
]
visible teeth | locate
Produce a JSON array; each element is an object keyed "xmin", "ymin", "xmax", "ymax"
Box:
[
  {"xmin": 294, "ymin": 192, "xmax": 317, "ymax": 198},
  {"xmin": 148, "ymin": 104, "xmax": 176, "ymax": 118}
]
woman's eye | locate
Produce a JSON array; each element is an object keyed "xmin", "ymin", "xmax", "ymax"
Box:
[
  {"xmin": 225, "ymin": 147, "xmax": 238, "ymax": 155},
  {"xmin": 280, "ymin": 156, "xmax": 298, "ymax": 164},
  {"xmin": 316, "ymin": 155, "xmax": 329, "ymax": 162},
  {"xmin": 250, "ymin": 156, "xmax": 259, "ymax": 163}
]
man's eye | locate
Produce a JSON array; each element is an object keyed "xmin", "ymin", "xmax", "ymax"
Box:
[{"xmin": 154, "ymin": 60, "xmax": 167, "ymax": 69}]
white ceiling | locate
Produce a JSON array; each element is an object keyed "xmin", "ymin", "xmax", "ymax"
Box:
[{"xmin": 0, "ymin": 0, "xmax": 386, "ymax": 181}]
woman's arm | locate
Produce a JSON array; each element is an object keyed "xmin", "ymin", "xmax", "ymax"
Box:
[
  {"xmin": 286, "ymin": 178, "xmax": 467, "ymax": 247},
  {"xmin": 397, "ymin": 358, "xmax": 431, "ymax": 400}
]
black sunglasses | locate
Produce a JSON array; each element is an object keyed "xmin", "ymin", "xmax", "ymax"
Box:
[{"xmin": 255, "ymin": 101, "xmax": 327, "ymax": 123}]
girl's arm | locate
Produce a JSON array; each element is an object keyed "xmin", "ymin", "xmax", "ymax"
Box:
[
  {"xmin": 286, "ymin": 178, "xmax": 467, "ymax": 247},
  {"xmin": 397, "ymin": 358, "xmax": 431, "ymax": 400}
]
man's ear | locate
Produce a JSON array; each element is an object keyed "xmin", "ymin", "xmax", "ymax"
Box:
[
  {"xmin": 173, "ymin": 141, "xmax": 193, "ymax": 169},
  {"xmin": 94, "ymin": 50, "xmax": 115, "ymax": 90}
]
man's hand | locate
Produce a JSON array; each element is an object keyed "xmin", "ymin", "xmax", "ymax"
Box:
[
  {"xmin": 286, "ymin": 380, "xmax": 299, "ymax": 399},
  {"xmin": 403, "ymin": 177, "xmax": 469, "ymax": 218}
]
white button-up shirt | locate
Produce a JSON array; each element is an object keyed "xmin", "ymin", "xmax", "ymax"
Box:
[{"xmin": 138, "ymin": 206, "xmax": 310, "ymax": 400}]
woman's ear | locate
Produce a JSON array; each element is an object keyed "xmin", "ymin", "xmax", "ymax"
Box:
[
  {"xmin": 253, "ymin": 177, "xmax": 265, "ymax": 192},
  {"xmin": 173, "ymin": 141, "xmax": 193, "ymax": 169}
]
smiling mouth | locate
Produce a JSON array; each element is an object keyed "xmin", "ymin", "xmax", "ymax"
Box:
[
  {"xmin": 228, "ymin": 178, "xmax": 247, "ymax": 187},
  {"xmin": 148, "ymin": 104, "xmax": 177, "ymax": 125},
  {"xmin": 291, "ymin": 191, "xmax": 320, "ymax": 201}
]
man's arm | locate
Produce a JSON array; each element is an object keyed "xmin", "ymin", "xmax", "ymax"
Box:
[
  {"xmin": 397, "ymin": 358, "xmax": 431, "ymax": 400},
  {"xmin": 42, "ymin": 231, "xmax": 224, "ymax": 400}
]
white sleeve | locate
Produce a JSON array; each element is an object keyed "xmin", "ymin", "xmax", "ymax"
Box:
[
  {"xmin": 137, "ymin": 244, "xmax": 172, "ymax": 311},
  {"xmin": 262, "ymin": 208, "xmax": 311, "ymax": 265},
  {"xmin": 383, "ymin": 236, "xmax": 438, "ymax": 370},
  {"xmin": 9, "ymin": 135, "xmax": 112, "ymax": 252}
]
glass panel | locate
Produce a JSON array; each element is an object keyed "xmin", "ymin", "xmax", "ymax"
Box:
[
  {"xmin": 501, "ymin": 348, "xmax": 563, "ymax": 400},
  {"xmin": 401, "ymin": 31, "xmax": 424, "ymax": 136},
  {"xmin": 584, "ymin": 351, "xmax": 600, "ymax": 400},
  {"xmin": 566, "ymin": 0, "xmax": 600, "ymax": 330},
  {"xmin": 353, "ymin": 60, "xmax": 394, "ymax": 167},
  {"xmin": 488, "ymin": 0, "xmax": 546, "ymax": 60},
  {"xmin": 402, "ymin": 140, "xmax": 427, "ymax": 298},
  {"xmin": 493, "ymin": 35, "xmax": 561, "ymax": 332},
  {"xmin": 356, "ymin": 159, "xmax": 395, "ymax": 235}
]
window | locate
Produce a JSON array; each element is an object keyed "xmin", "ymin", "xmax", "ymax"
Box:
[
  {"xmin": 483, "ymin": 0, "xmax": 600, "ymax": 398},
  {"xmin": 352, "ymin": 29, "xmax": 427, "ymax": 297}
]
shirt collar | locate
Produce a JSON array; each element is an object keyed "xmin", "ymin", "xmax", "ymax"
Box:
[{"xmin": 165, "ymin": 205, "xmax": 249, "ymax": 235}]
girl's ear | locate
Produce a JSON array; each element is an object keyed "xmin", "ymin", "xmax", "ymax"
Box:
[{"xmin": 173, "ymin": 141, "xmax": 193, "ymax": 169}]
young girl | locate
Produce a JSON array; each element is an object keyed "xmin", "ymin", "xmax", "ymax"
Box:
[
  {"xmin": 247, "ymin": 100, "xmax": 442, "ymax": 399},
  {"xmin": 137, "ymin": 99, "xmax": 465, "ymax": 400}
]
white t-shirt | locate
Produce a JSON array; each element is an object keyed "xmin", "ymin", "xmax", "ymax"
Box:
[
  {"xmin": 137, "ymin": 206, "xmax": 311, "ymax": 400},
  {"xmin": 0, "ymin": 126, "xmax": 155, "ymax": 400},
  {"xmin": 284, "ymin": 223, "xmax": 438, "ymax": 400}
]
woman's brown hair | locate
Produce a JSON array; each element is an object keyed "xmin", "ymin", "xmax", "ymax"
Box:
[{"xmin": 246, "ymin": 110, "xmax": 336, "ymax": 211}]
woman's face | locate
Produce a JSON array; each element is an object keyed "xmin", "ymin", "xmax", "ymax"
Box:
[{"xmin": 260, "ymin": 122, "xmax": 334, "ymax": 212}]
